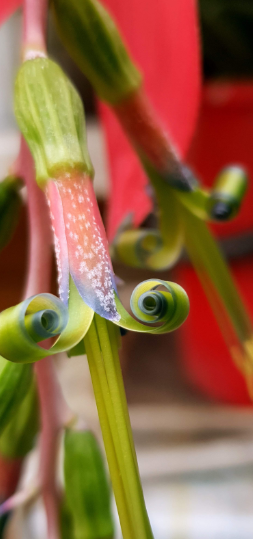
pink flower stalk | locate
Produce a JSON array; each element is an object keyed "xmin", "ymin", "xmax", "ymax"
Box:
[
  {"xmin": 46, "ymin": 172, "xmax": 119, "ymax": 322},
  {"xmin": 98, "ymin": 0, "xmax": 200, "ymax": 240}
]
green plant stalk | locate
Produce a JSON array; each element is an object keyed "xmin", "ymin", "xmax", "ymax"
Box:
[
  {"xmin": 85, "ymin": 321, "xmax": 134, "ymax": 515},
  {"xmin": 95, "ymin": 315, "xmax": 153, "ymax": 539},
  {"xmin": 84, "ymin": 318, "xmax": 154, "ymax": 539},
  {"xmin": 105, "ymin": 321, "xmax": 153, "ymax": 539},
  {"xmin": 84, "ymin": 328, "xmax": 134, "ymax": 539},
  {"xmin": 182, "ymin": 207, "xmax": 253, "ymax": 374}
]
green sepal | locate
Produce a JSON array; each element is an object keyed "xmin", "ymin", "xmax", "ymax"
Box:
[
  {"xmin": 14, "ymin": 58, "xmax": 94, "ymax": 187},
  {"xmin": 114, "ymin": 279, "xmax": 189, "ymax": 334},
  {"xmin": 0, "ymin": 378, "xmax": 39, "ymax": 459},
  {"xmin": 0, "ymin": 357, "xmax": 33, "ymax": 435},
  {"xmin": 64, "ymin": 428, "xmax": 114, "ymax": 539},
  {"xmin": 0, "ymin": 176, "xmax": 22, "ymax": 251},
  {"xmin": 52, "ymin": 0, "xmax": 142, "ymax": 104},
  {"xmin": 0, "ymin": 279, "xmax": 94, "ymax": 363}
]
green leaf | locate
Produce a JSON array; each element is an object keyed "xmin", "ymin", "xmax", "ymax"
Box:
[
  {"xmin": 0, "ymin": 378, "xmax": 39, "ymax": 459},
  {"xmin": 0, "ymin": 357, "xmax": 33, "ymax": 435},
  {"xmin": 64, "ymin": 428, "xmax": 114, "ymax": 539}
]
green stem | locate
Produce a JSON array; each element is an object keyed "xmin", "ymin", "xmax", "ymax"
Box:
[
  {"xmin": 84, "ymin": 317, "xmax": 154, "ymax": 539},
  {"xmin": 106, "ymin": 322, "xmax": 153, "ymax": 539},
  {"xmin": 106, "ymin": 322, "xmax": 138, "ymax": 466},
  {"xmin": 182, "ymin": 207, "xmax": 253, "ymax": 347},
  {"xmin": 84, "ymin": 330, "xmax": 134, "ymax": 539},
  {"xmin": 94, "ymin": 315, "xmax": 154, "ymax": 539},
  {"xmin": 85, "ymin": 320, "xmax": 133, "ymax": 511}
]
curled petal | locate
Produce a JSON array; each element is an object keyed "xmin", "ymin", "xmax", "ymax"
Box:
[
  {"xmin": 112, "ymin": 185, "xmax": 183, "ymax": 270},
  {"xmin": 56, "ymin": 173, "xmax": 120, "ymax": 322},
  {"xmin": 0, "ymin": 279, "xmax": 93, "ymax": 363},
  {"xmin": 114, "ymin": 279, "xmax": 189, "ymax": 333}
]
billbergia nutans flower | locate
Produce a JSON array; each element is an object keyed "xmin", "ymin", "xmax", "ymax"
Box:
[{"xmin": 52, "ymin": 0, "xmax": 253, "ymax": 395}]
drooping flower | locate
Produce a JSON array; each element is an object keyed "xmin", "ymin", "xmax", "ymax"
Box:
[
  {"xmin": 51, "ymin": 0, "xmax": 253, "ymax": 392},
  {"xmin": 14, "ymin": 56, "xmax": 119, "ymax": 322},
  {"xmin": 46, "ymin": 173, "xmax": 119, "ymax": 320}
]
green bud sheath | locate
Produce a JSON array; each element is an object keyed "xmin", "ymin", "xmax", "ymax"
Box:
[
  {"xmin": 0, "ymin": 379, "xmax": 39, "ymax": 459},
  {"xmin": 52, "ymin": 0, "xmax": 142, "ymax": 104},
  {"xmin": 0, "ymin": 357, "xmax": 33, "ymax": 436},
  {"xmin": 14, "ymin": 58, "xmax": 94, "ymax": 187},
  {"xmin": 64, "ymin": 429, "xmax": 114, "ymax": 539},
  {"xmin": 0, "ymin": 176, "xmax": 22, "ymax": 251}
]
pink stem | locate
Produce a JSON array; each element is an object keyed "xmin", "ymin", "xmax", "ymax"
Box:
[
  {"xmin": 23, "ymin": 0, "xmax": 48, "ymax": 60},
  {"xmin": 21, "ymin": 141, "xmax": 51, "ymax": 299},
  {"xmin": 18, "ymin": 139, "xmax": 61, "ymax": 539},
  {"xmin": 34, "ymin": 359, "xmax": 62, "ymax": 539}
]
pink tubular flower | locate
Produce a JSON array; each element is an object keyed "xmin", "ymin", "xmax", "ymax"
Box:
[
  {"xmin": 47, "ymin": 172, "xmax": 119, "ymax": 322},
  {"xmin": 98, "ymin": 0, "xmax": 200, "ymax": 240},
  {"xmin": 14, "ymin": 56, "xmax": 119, "ymax": 322}
]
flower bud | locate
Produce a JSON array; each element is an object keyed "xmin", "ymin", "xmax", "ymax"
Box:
[
  {"xmin": 64, "ymin": 428, "xmax": 114, "ymax": 539},
  {"xmin": 14, "ymin": 58, "xmax": 94, "ymax": 187},
  {"xmin": 52, "ymin": 0, "xmax": 142, "ymax": 104},
  {"xmin": 0, "ymin": 176, "xmax": 22, "ymax": 251}
]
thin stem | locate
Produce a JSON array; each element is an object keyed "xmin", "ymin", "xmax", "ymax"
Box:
[
  {"xmin": 95, "ymin": 315, "xmax": 153, "ymax": 539},
  {"xmin": 84, "ymin": 318, "xmax": 154, "ymax": 539},
  {"xmin": 20, "ymin": 139, "xmax": 51, "ymax": 299},
  {"xmin": 34, "ymin": 358, "xmax": 62, "ymax": 539},
  {"xmin": 106, "ymin": 322, "xmax": 139, "ymax": 466},
  {"xmin": 84, "ymin": 321, "xmax": 134, "ymax": 518},
  {"xmin": 18, "ymin": 139, "xmax": 61, "ymax": 539},
  {"xmin": 84, "ymin": 331, "xmax": 134, "ymax": 539},
  {"xmin": 23, "ymin": 0, "xmax": 48, "ymax": 60},
  {"xmin": 182, "ymin": 208, "xmax": 253, "ymax": 343},
  {"xmin": 182, "ymin": 207, "xmax": 253, "ymax": 380}
]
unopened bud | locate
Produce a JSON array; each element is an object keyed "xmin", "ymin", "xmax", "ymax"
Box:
[
  {"xmin": 14, "ymin": 58, "xmax": 93, "ymax": 187},
  {"xmin": 52, "ymin": 0, "xmax": 142, "ymax": 104}
]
